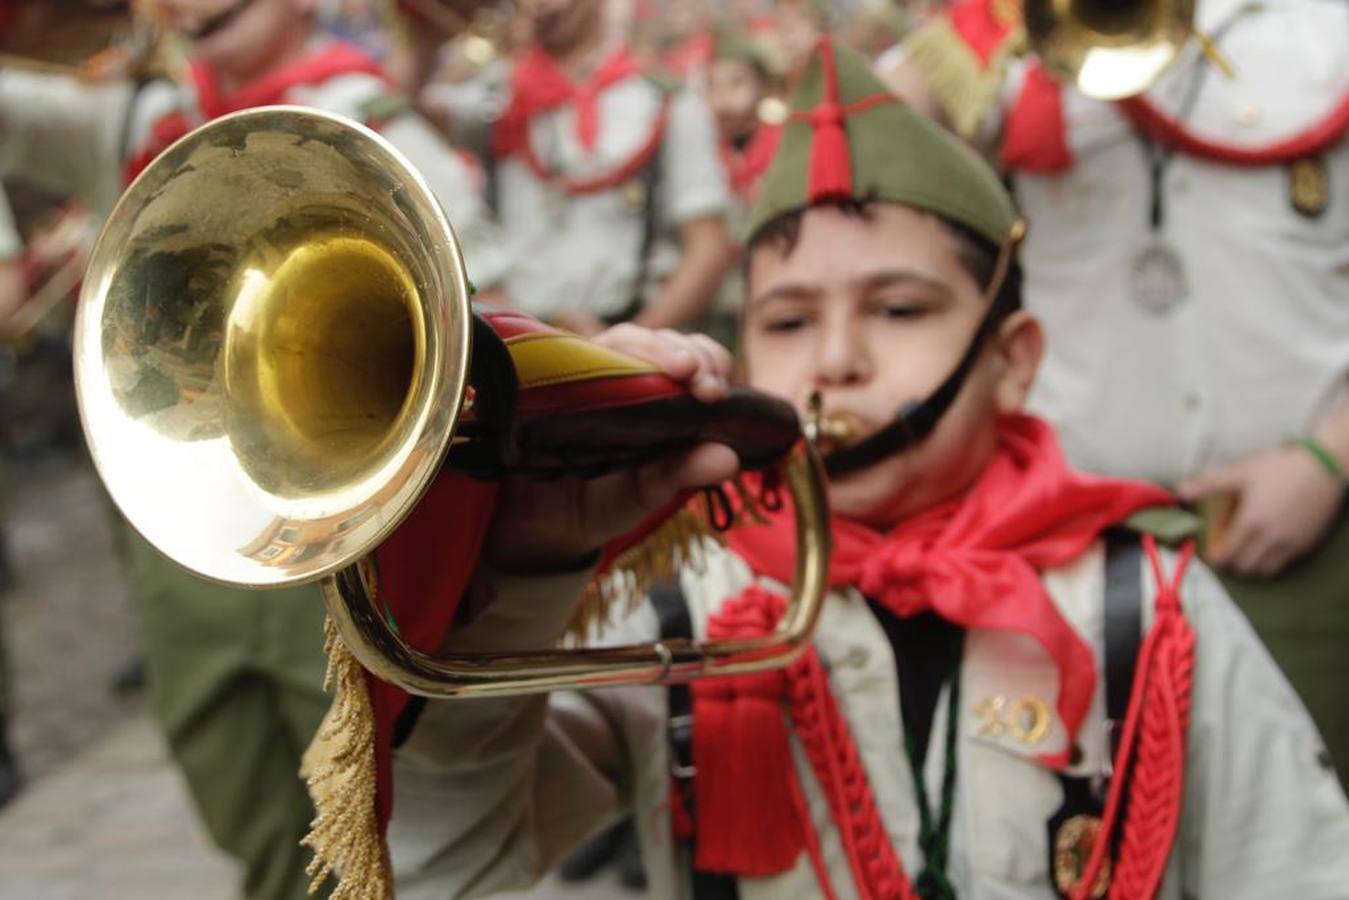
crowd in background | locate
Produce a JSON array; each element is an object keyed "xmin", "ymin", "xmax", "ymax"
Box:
[{"xmin": 0, "ymin": 0, "xmax": 1346, "ymax": 897}]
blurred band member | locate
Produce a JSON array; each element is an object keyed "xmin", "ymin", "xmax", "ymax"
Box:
[
  {"xmin": 889, "ymin": 0, "xmax": 1349, "ymax": 784},
  {"xmin": 490, "ymin": 0, "xmax": 733, "ymax": 335}
]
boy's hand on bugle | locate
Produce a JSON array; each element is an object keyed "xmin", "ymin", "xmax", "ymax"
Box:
[{"xmin": 483, "ymin": 325, "xmax": 741, "ymax": 575}]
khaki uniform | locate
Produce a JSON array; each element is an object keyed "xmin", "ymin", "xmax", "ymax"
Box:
[
  {"xmin": 495, "ymin": 75, "xmax": 730, "ymax": 322},
  {"xmin": 0, "ymin": 45, "xmax": 503, "ymax": 898},
  {"xmin": 387, "ymin": 539, "xmax": 1349, "ymax": 899}
]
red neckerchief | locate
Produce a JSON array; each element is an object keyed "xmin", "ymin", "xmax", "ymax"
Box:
[
  {"xmin": 718, "ymin": 123, "xmax": 783, "ymax": 200},
  {"xmin": 727, "ymin": 413, "xmax": 1172, "ymax": 764},
  {"xmin": 491, "ymin": 45, "xmax": 644, "ymax": 159},
  {"xmin": 123, "ymin": 41, "xmax": 389, "ymax": 185},
  {"xmin": 688, "ymin": 415, "xmax": 1174, "ymax": 887}
]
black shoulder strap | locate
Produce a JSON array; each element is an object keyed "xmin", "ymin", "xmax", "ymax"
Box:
[
  {"xmin": 1046, "ymin": 531, "xmax": 1145, "ymax": 898},
  {"xmin": 1103, "ymin": 530, "xmax": 1144, "ymax": 764},
  {"xmin": 650, "ymin": 582, "xmax": 740, "ymax": 900}
]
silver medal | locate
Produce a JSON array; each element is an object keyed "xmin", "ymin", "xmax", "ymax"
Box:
[{"xmin": 1131, "ymin": 238, "xmax": 1189, "ymax": 314}]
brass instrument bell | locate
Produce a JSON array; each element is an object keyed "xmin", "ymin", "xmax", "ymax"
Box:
[
  {"xmin": 1024, "ymin": 0, "xmax": 1197, "ymax": 100},
  {"xmin": 75, "ymin": 106, "xmax": 831, "ymax": 699}
]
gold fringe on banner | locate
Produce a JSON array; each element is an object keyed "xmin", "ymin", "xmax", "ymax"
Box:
[
  {"xmin": 301, "ymin": 619, "xmax": 393, "ymax": 900},
  {"xmin": 573, "ymin": 475, "xmax": 774, "ymax": 637},
  {"xmin": 901, "ymin": 17, "xmax": 1025, "ymax": 139},
  {"xmin": 298, "ymin": 473, "xmax": 779, "ymax": 894}
]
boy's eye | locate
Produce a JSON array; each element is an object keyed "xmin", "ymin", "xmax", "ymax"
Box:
[
  {"xmin": 761, "ymin": 313, "xmax": 811, "ymax": 333},
  {"xmin": 876, "ymin": 300, "xmax": 925, "ymax": 320}
]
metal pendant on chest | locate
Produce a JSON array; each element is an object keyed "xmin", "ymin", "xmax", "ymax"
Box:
[{"xmin": 1131, "ymin": 237, "xmax": 1189, "ymax": 314}]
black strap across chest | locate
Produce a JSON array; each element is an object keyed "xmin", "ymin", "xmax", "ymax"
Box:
[
  {"xmin": 651, "ymin": 582, "xmax": 740, "ymax": 900},
  {"xmin": 1046, "ymin": 530, "xmax": 1146, "ymax": 898}
]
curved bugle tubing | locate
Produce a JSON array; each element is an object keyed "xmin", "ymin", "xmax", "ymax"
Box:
[
  {"xmin": 75, "ymin": 106, "xmax": 832, "ymax": 699},
  {"xmin": 324, "ymin": 445, "xmax": 829, "ymax": 699}
]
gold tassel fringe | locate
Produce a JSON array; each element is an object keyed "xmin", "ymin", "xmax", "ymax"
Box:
[
  {"xmin": 573, "ymin": 475, "xmax": 772, "ymax": 637},
  {"xmin": 902, "ymin": 17, "xmax": 1025, "ymax": 139},
  {"xmin": 300, "ymin": 618, "xmax": 393, "ymax": 900}
]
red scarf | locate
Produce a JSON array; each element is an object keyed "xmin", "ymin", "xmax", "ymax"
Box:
[
  {"xmin": 123, "ymin": 41, "xmax": 389, "ymax": 185},
  {"xmin": 689, "ymin": 415, "xmax": 1173, "ymax": 884},
  {"xmin": 719, "ymin": 124, "xmax": 783, "ymax": 200},
  {"xmin": 491, "ymin": 46, "xmax": 644, "ymax": 159}
]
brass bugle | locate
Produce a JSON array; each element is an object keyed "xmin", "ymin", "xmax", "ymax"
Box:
[
  {"xmin": 1024, "ymin": 0, "xmax": 1231, "ymax": 100},
  {"xmin": 74, "ymin": 106, "xmax": 831, "ymax": 699}
]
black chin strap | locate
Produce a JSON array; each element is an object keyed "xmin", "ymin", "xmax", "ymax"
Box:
[{"xmin": 822, "ymin": 220, "xmax": 1026, "ymax": 480}]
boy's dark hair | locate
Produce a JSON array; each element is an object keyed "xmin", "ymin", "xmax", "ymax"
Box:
[{"xmin": 746, "ymin": 199, "xmax": 1023, "ymax": 323}]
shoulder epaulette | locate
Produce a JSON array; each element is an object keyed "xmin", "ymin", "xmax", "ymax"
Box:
[
  {"xmin": 900, "ymin": 11, "xmax": 1024, "ymax": 138},
  {"xmin": 1120, "ymin": 506, "xmax": 1204, "ymax": 546}
]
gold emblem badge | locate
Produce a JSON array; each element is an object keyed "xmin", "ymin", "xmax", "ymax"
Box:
[
  {"xmin": 1289, "ymin": 156, "xmax": 1330, "ymax": 219},
  {"xmin": 973, "ymin": 694, "xmax": 1052, "ymax": 746},
  {"xmin": 1053, "ymin": 814, "xmax": 1110, "ymax": 898}
]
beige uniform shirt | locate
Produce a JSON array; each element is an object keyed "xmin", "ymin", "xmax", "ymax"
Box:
[
  {"xmin": 387, "ymin": 539, "xmax": 1349, "ymax": 899},
  {"xmin": 1011, "ymin": 0, "xmax": 1349, "ymax": 484},
  {"xmin": 495, "ymin": 74, "xmax": 730, "ymax": 322},
  {"xmin": 0, "ymin": 50, "xmax": 509, "ymax": 288}
]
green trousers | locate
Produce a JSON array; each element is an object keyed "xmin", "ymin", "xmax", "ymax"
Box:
[
  {"xmin": 126, "ymin": 529, "xmax": 331, "ymax": 900},
  {"xmin": 1221, "ymin": 507, "xmax": 1349, "ymax": 791}
]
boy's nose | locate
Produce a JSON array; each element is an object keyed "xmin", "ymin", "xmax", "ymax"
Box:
[{"xmin": 814, "ymin": 316, "xmax": 872, "ymax": 388}]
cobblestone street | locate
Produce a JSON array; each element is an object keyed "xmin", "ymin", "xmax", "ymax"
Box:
[{"xmin": 0, "ymin": 455, "xmax": 634, "ymax": 899}]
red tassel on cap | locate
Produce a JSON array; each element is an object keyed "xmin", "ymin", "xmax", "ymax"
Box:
[
  {"xmin": 790, "ymin": 39, "xmax": 897, "ymax": 203},
  {"xmin": 806, "ymin": 39, "xmax": 855, "ymax": 201}
]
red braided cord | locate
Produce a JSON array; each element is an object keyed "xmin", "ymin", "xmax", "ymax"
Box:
[
  {"xmin": 1072, "ymin": 538, "xmax": 1196, "ymax": 900},
  {"xmin": 785, "ymin": 752, "xmax": 842, "ymax": 900},
  {"xmin": 784, "ymin": 651, "xmax": 920, "ymax": 900},
  {"xmin": 1108, "ymin": 539, "xmax": 1195, "ymax": 899}
]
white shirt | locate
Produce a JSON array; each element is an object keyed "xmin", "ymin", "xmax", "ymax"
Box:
[
  {"xmin": 1013, "ymin": 0, "xmax": 1349, "ymax": 484},
  {"xmin": 495, "ymin": 74, "xmax": 730, "ymax": 322}
]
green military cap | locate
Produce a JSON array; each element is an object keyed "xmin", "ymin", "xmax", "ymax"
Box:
[{"xmin": 747, "ymin": 38, "xmax": 1020, "ymax": 248}]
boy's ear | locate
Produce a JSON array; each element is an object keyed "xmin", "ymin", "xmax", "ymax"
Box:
[{"xmin": 991, "ymin": 310, "xmax": 1043, "ymax": 414}]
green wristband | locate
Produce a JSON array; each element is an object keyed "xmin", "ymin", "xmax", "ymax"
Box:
[{"xmin": 1290, "ymin": 436, "xmax": 1348, "ymax": 486}]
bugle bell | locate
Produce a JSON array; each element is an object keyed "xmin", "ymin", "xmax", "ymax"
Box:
[
  {"xmin": 1024, "ymin": 0, "xmax": 1230, "ymax": 100},
  {"xmin": 74, "ymin": 106, "xmax": 831, "ymax": 699}
]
